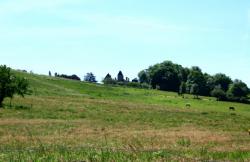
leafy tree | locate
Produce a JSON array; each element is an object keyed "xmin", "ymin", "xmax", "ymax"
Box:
[
  {"xmin": 104, "ymin": 73, "xmax": 112, "ymax": 80},
  {"xmin": 213, "ymin": 73, "xmax": 232, "ymax": 91},
  {"xmin": 138, "ymin": 60, "xmax": 249, "ymax": 103},
  {"xmin": 206, "ymin": 76, "xmax": 216, "ymax": 94},
  {"xmin": 103, "ymin": 73, "xmax": 116, "ymax": 84},
  {"xmin": 84, "ymin": 73, "xmax": 97, "ymax": 83},
  {"xmin": 227, "ymin": 80, "xmax": 249, "ymax": 99},
  {"xmin": 186, "ymin": 66, "xmax": 206, "ymax": 95},
  {"xmin": 179, "ymin": 82, "xmax": 186, "ymax": 96},
  {"xmin": 148, "ymin": 61, "xmax": 182, "ymax": 92},
  {"xmin": 138, "ymin": 70, "xmax": 150, "ymax": 84},
  {"xmin": 0, "ymin": 65, "xmax": 29, "ymax": 107},
  {"xmin": 211, "ymin": 85, "xmax": 226, "ymax": 101},
  {"xmin": 190, "ymin": 83, "xmax": 199, "ymax": 99}
]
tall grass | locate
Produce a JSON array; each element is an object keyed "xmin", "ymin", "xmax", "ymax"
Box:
[{"xmin": 0, "ymin": 71, "xmax": 249, "ymax": 161}]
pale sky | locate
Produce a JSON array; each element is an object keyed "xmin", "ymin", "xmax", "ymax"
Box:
[{"xmin": 0, "ymin": 0, "xmax": 249, "ymax": 85}]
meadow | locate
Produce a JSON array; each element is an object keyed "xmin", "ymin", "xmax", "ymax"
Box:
[{"xmin": 0, "ymin": 71, "xmax": 250, "ymax": 161}]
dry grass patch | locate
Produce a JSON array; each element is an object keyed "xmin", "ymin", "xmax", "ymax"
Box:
[
  {"xmin": 0, "ymin": 119, "xmax": 232, "ymax": 151},
  {"xmin": 0, "ymin": 119, "xmax": 66, "ymax": 126},
  {"xmin": 58, "ymin": 124, "xmax": 232, "ymax": 150}
]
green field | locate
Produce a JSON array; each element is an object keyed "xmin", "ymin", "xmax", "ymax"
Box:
[{"xmin": 1, "ymin": 71, "xmax": 250, "ymax": 161}]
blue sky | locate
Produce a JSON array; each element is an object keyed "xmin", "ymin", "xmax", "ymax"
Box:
[{"xmin": 0, "ymin": 0, "xmax": 249, "ymax": 85}]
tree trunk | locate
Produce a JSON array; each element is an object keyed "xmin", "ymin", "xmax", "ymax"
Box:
[
  {"xmin": 9, "ymin": 98, "xmax": 12, "ymax": 108},
  {"xmin": 0, "ymin": 97, "xmax": 4, "ymax": 108}
]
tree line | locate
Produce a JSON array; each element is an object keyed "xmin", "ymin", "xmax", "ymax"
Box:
[
  {"xmin": 103, "ymin": 71, "xmax": 151, "ymax": 89},
  {"xmin": 1, "ymin": 62, "xmax": 248, "ymax": 107},
  {"xmin": 53, "ymin": 71, "xmax": 97, "ymax": 83},
  {"xmin": 137, "ymin": 61, "xmax": 249, "ymax": 103}
]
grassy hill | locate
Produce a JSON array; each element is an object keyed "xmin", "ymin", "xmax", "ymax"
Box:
[{"xmin": 1, "ymin": 71, "xmax": 250, "ymax": 161}]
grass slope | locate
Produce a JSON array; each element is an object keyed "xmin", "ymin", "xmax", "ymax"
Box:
[{"xmin": 0, "ymin": 71, "xmax": 250, "ymax": 161}]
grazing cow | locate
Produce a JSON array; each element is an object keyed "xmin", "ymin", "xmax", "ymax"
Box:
[
  {"xmin": 229, "ymin": 107, "xmax": 235, "ymax": 111},
  {"xmin": 186, "ymin": 103, "xmax": 191, "ymax": 108}
]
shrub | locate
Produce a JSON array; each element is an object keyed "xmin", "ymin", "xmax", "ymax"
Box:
[
  {"xmin": 141, "ymin": 83, "xmax": 151, "ymax": 89},
  {"xmin": 56, "ymin": 74, "xmax": 81, "ymax": 81},
  {"xmin": 127, "ymin": 82, "xmax": 141, "ymax": 88}
]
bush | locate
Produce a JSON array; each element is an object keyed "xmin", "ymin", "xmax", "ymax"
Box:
[
  {"xmin": 127, "ymin": 82, "xmax": 141, "ymax": 88},
  {"xmin": 103, "ymin": 78, "xmax": 117, "ymax": 85},
  {"xmin": 141, "ymin": 83, "xmax": 151, "ymax": 89},
  {"xmin": 56, "ymin": 74, "xmax": 81, "ymax": 81}
]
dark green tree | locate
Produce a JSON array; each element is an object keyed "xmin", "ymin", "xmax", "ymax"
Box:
[
  {"xmin": 213, "ymin": 73, "xmax": 232, "ymax": 91},
  {"xmin": 227, "ymin": 80, "xmax": 249, "ymax": 99},
  {"xmin": 104, "ymin": 73, "xmax": 112, "ymax": 80},
  {"xmin": 211, "ymin": 85, "xmax": 226, "ymax": 101},
  {"xmin": 179, "ymin": 82, "xmax": 186, "ymax": 96},
  {"xmin": 138, "ymin": 60, "xmax": 249, "ymax": 103},
  {"xmin": 103, "ymin": 73, "xmax": 116, "ymax": 84},
  {"xmin": 206, "ymin": 75, "xmax": 216, "ymax": 94},
  {"xmin": 84, "ymin": 73, "xmax": 97, "ymax": 83},
  {"xmin": 148, "ymin": 61, "xmax": 182, "ymax": 92},
  {"xmin": 0, "ymin": 65, "xmax": 29, "ymax": 107},
  {"xmin": 190, "ymin": 83, "xmax": 199, "ymax": 99},
  {"xmin": 186, "ymin": 66, "xmax": 206, "ymax": 95},
  {"xmin": 138, "ymin": 70, "xmax": 150, "ymax": 84},
  {"xmin": 180, "ymin": 67, "xmax": 190, "ymax": 83}
]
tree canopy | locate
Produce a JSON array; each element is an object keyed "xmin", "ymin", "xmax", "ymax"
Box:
[
  {"xmin": 213, "ymin": 73, "xmax": 232, "ymax": 91},
  {"xmin": 226, "ymin": 80, "xmax": 249, "ymax": 102},
  {"xmin": 211, "ymin": 85, "xmax": 227, "ymax": 101},
  {"xmin": 56, "ymin": 73, "xmax": 81, "ymax": 81},
  {"xmin": 0, "ymin": 65, "xmax": 29, "ymax": 107},
  {"xmin": 138, "ymin": 60, "xmax": 249, "ymax": 103},
  {"xmin": 84, "ymin": 73, "xmax": 97, "ymax": 83},
  {"xmin": 147, "ymin": 61, "xmax": 182, "ymax": 92},
  {"xmin": 138, "ymin": 70, "xmax": 150, "ymax": 84}
]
